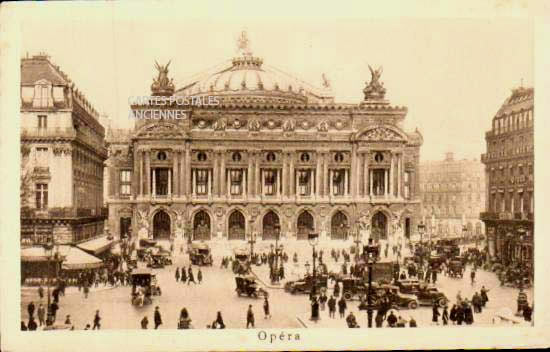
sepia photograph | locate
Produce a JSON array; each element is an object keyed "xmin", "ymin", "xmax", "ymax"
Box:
[{"xmin": 1, "ymin": 0, "xmax": 549, "ymax": 351}]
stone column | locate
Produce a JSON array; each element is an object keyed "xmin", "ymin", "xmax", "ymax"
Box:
[
  {"xmin": 370, "ymin": 170, "xmax": 373, "ymax": 196},
  {"xmin": 133, "ymin": 149, "xmax": 139, "ymax": 197},
  {"xmin": 179, "ymin": 150, "xmax": 184, "ymax": 196},
  {"xmin": 329, "ymin": 169, "xmax": 333, "ymax": 196},
  {"xmin": 363, "ymin": 153, "xmax": 368, "ymax": 197},
  {"xmin": 192, "ymin": 169, "xmax": 196, "ymax": 196},
  {"xmin": 139, "ymin": 150, "xmax": 144, "ymax": 196},
  {"xmin": 213, "ymin": 152, "xmax": 219, "ymax": 196},
  {"xmin": 168, "ymin": 168, "xmax": 172, "ymax": 196},
  {"xmin": 282, "ymin": 153, "xmax": 288, "ymax": 197},
  {"xmin": 247, "ymin": 153, "xmax": 253, "ymax": 197},
  {"xmin": 220, "ymin": 152, "xmax": 226, "ymax": 197},
  {"xmin": 384, "ymin": 169, "xmax": 389, "ymax": 197},
  {"xmin": 172, "ymin": 150, "xmax": 178, "ymax": 196},
  {"xmin": 145, "ymin": 150, "xmax": 151, "ymax": 195},
  {"xmin": 152, "ymin": 168, "xmax": 156, "ymax": 197},
  {"xmin": 316, "ymin": 154, "xmax": 321, "ymax": 197},
  {"xmin": 344, "ymin": 169, "xmax": 349, "ymax": 196},
  {"xmin": 324, "ymin": 153, "xmax": 329, "ymax": 197},
  {"xmin": 185, "ymin": 146, "xmax": 191, "ymax": 195},
  {"xmin": 351, "ymin": 145, "xmax": 357, "ymax": 198},
  {"xmin": 227, "ymin": 169, "xmax": 231, "ymax": 197},
  {"xmin": 255, "ymin": 153, "xmax": 260, "ymax": 196},
  {"xmin": 208, "ymin": 169, "xmax": 212, "ymax": 196},
  {"xmin": 389, "ymin": 153, "xmax": 394, "ymax": 197},
  {"xmin": 289, "ymin": 152, "xmax": 295, "ymax": 196},
  {"xmin": 396, "ymin": 153, "xmax": 401, "ymax": 198}
]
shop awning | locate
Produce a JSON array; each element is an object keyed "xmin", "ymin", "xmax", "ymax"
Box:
[
  {"xmin": 21, "ymin": 246, "xmax": 53, "ymax": 262},
  {"xmin": 77, "ymin": 235, "xmax": 116, "ymax": 255},
  {"xmin": 61, "ymin": 246, "xmax": 103, "ymax": 270}
]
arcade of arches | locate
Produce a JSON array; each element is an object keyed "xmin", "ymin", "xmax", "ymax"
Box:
[
  {"xmin": 228, "ymin": 211, "xmax": 246, "ymax": 240},
  {"xmin": 193, "ymin": 210, "xmax": 211, "ymax": 240},
  {"xmin": 153, "ymin": 210, "xmax": 171, "ymax": 240}
]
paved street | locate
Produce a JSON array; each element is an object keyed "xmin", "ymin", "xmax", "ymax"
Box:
[{"xmin": 21, "ymin": 239, "xmax": 533, "ymax": 330}]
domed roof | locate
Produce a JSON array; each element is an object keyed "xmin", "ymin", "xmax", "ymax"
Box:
[{"xmin": 175, "ymin": 34, "xmax": 333, "ymax": 105}]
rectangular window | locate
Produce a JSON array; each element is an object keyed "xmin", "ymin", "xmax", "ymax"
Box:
[
  {"xmin": 196, "ymin": 169, "xmax": 208, "ymax": 195},
  {"xmin": 120, "ymin": 170, "xmax": 132, "ymax": 196},
  {"xmin": 264, "ymin": 170, "xmax": 276, "ymax": 196},
  {"xmin": 230, "ymin": 169, "xmax": 242, "ymax": 195},
  {"xmin": 333, "ymin": 169, "xmax": 345, "ymax": 196},
  {"xmin": 35, "ymin": 183, "xmax": 48, "ymax": 210},
  {"xmin": 298, "ymin": 170, "xmax": 311, "ymax": 196},
  {"xmin": 38, "ymin": 115, "xmax": 47, "ymax": 129}
]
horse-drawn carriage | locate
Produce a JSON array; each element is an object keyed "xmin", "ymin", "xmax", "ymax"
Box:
[{"xmin": 131, "ymin": 268, "xmax": 161, "ymax": 306}]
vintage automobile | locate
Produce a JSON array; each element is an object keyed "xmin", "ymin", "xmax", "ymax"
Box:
[
  {"xmin": 189, "ymin": 242, "xmax": 213, "ymax": 266},
  {"xmin": 235, "ymin": 275, "xmax": 269, "ymax": 298},
  {"xmin": 395, "ymin": 279, "xmax": 448, "ymax": 307},
  {"xmin": 284, "ymin": 274, "xmax": 328, "ymax": 295},
  {"xmin": 447, "ymin": 259, "xmax": 465, "ymax": 278},
  {"xmin": 232, "ymin": 248, "xmax": 251, "ymax": 274},
  {"xmin": 435, "ymin": 238, "xmax": 461, "ymax": 258},
  {"xmin": 358, "ymin": 284, "xmax": 419, "ymax": 310},
  {"xmin": 130, "ymin": 268, "xmax": 161, "ymax": 306},
  {"xmin": 339, "ymin": 276, "xmax": 369, "ymax": 301}
]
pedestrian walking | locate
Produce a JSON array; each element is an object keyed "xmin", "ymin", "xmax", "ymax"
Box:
[
  {"xmin": 92, "ymin": 310, "xmax": 101, "ymax": 330},
  {"xmin": 319, "ymin": 292, "xmax": 327, "ymax": 311},
  {"xmin": 449, "ymin": 304, "xmax": 457, "ymax": 325},
  {"xmin": 21, "ymin": 321, "xmax": 28, "ymax": 331},
  {"xmin": 333, "ymin": 281, "xmax": 340, "ymax": 297},
  {"xmin": 387, "ymin": 310, "xmax": 397, "ymax": 327},
  {"xmin": 464, "ymin": 301, "xmax": 474, "ymax": 325},
  {"xmin": 375, "ymin": 311, "xmax": 384, "ymax": 327},
  {"xmin": 175, "ymin": 267, "xmax": 180, "ymax": 282},
  {"xmin": 83, "ymin": 284, "xmax": 90, "ymax": 299},
  {"xmin": 432, "ymin": 301, "xmax": 440, "ymax": 325},
  {"xmin": 409, "ymin": 316, "xmax": 417, "ymax": 327},
  {"xmin": 214, "ymin": 311, "xmax": 225, "ymax": 329},
  {"xmin": 456, "ymin": 304, "xmax": 465, "ymax": 325},
  {"xmin": 50, "ymin": 301, "xmax": 59, "ymax": 323},
  {"xmin": 328, "ymin": 295, "xmax": 336, "ymax": 318},
  {"xmin": 27, "ymin": 301, "xmax": 35, "ymax": 319},
  {"xmin": 246, "ymin": 305, "xmax": 255, "ymax": 328},
  {"xmin": 263, "ymin": 297, "xmax": 271, "ymax": 319},
  {"xmin": 188, "ymin": 267, "xmax": 196, "ymax": 285},
  {"xmin": 37, "ymin": 303, "xmax": 45, "ymax": 327},
  {"xmin": 442, "ymin": 305, "xmax": 449, "ymax": 325},
  {"xmin": 470, "ymin": 268, "xmax": 476, "ymax": 285},
  {"xmin": 65, "ymin": 315, "xmax": 71, "ymax": 325},
  {"xmin": 311, "ymin": 296, "xmax": 320, "ymax": 321},
  {"xmin": 431, "ymin": 270, "xmax": 437, "ymax": 284},
  {"xmin": 338, "ymin": 296, "xmax": 347, "ymax": 319},
  {"xmin": 154, "ymin": 306, "xmax": 162, "ymax": 329},
  {"xmin": 38, "ymin": 285, "xmax": 44, "ymax": 300},
  {"xmin": 197, "ymin": 269, "xmax": 203, "ymax": 284},
  {"xmin": 181, "ymin": 267, "xmax": 187, "ymax": 283},
  {"xmin": 480, "ymin": 286, "xmax": 490, "ymax": 307},
  {"xmin": 141, "ymin": 316, "xmax": 149, "ymax": 329}
]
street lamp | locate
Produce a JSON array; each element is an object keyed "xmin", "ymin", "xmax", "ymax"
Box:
[
  {"xmin": 417, "ymin": 222, "xmax": 426, "ymax": 267},
  {"xmin": 248, "ymin": 231, "xmax": 256, "ymax": 265},
  {"xmin": 363, "ymin": 237, "xmax": 380, "ymax": 328},
  {"xmin": 272, "ymin": 224, "xmax": 281, "ymax": 284},
  {"xmin": 43, "ymin": 237, "xmax": 59, "ymax": 326},
  {"xmin": 516, "ymin": 227, "xmax": 527, "ymax": 290},
  {"xmin": 308, "ymin": 233, "xmax": 319, "ymax": 297},
  {"xmin": 462, "ymin": 225, "xmax": 468, "ymax": 245}
]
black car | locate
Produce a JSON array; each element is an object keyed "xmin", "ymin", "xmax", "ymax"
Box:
[
  {"xmin": 284, "ymin": 274, "xmax": 328, "ymax": 294},
  {"xmin": 395, "ymin": 279, "xmax": 448, "ymax": 307}
]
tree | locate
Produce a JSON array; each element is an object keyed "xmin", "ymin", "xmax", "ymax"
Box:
[{"xmin": 20, "ymin": 145, "xmax": 33, "ymax": 210}]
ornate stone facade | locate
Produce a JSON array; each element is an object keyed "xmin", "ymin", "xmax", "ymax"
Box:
[
  {"xmin": 481, "ymin": 86, "xmax": 534, "ymax": 268},
  {"xmin": 20, "ymin": 54, "xmax": 108, "ymax": 246},
  {"xmin": 106, "ymin": 37, "xmax": 423, "ymax": 244},
  {"xmin": 419, "ymin": 152, "xmax": 485, "ymax": 239}
]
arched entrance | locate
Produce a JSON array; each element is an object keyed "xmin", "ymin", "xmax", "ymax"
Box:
[
  {"xmin": 331, "ymin": 211, "xmax": 348, "ymax": 240},
  {"xmin": 262, "ymin": 211, "xmax": 280, "ymax": 240},
  {"xmin": 153, "ymin": 210, "xmax": 171, "ymax": 240},
  {"xmin": 371, "ymin": 212, "xmax": 388, "ymax": 241},
  {"xmin": 193, "ymin": 210, "xmax": 211, "ymax": 241},
  {"xmin": 228, "ymin": 210, "xmax": 246, "ymax": 240},
  {"xmin": 297, "ymin": 211, "xmax": 314, "ymax": 240}
]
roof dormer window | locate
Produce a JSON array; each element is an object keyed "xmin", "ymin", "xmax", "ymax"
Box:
[{"xmin": 33, "ymin": 80, "xmax": 53, "ymax": 108}]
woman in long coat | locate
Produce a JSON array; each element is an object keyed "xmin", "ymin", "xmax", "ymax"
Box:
[
  {"xmin": 464, "ymin": 302, "xmax": 474, "ymax": 325},
  {"xmin": 442, "ymin": 305, "xmax": 449, "ymax": 325},
  {"xmin": 449, "ymin": 304, "xmax": 457, "ymax": 325},
  {"xmin": 432, "ymin": 301, "xmax": 440, "ymax": 325}
]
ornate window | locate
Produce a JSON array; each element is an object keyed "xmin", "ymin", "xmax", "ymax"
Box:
[
  {"xmin": 38, "ymin": 115, "xmax": 47, "ymax": 129},
  {"xmin": 373, "ymin": 169, "xmax": 385, "ymax": 196},
  {"xmin": 334, "ymin": 152, "xmax": 344, "ymax": 163},
  {"xmin": 197, "ymin": 151, "xmax": 207, "ymax": 161},
  {"xmin": 333, "ymin": 169, "xmax": 345, "ymax": 196},
  {"xmin": 35, "ymin": 183, "xmax": 48, "ymax": 210},
  {"xmin": 266, "ymin": 152, "xmax": 276, "ymax": 162},
  {"xmin": 157, "ymin": 151, "xmax": 167, "ymax": 161},
  {"xmin": 33, "ymin": 84, "xmax": 51, "ymax": 108},
  {"xmin": 196, "ymin": 169, "xmax": 208, "ymax": 195},
  {"xmin": 374, "ymin": 152, "xmax": 384, "ymax": 163},
  {"xmin": 232, "ymin": 152, "xmax": 242, "ymax": 162},
  {"xmin": 120, "ymin": 170, "xmax": 132, "ymax": 196},
  {"xmin": 263, "ymin": 170, "xmax": 276, "ymax": 195},
  {"xmin": 300, "ymin": 152, "xmax": 310, "ymax": 162},
  {"xmin": 230, "ymin": 169, "xmax": 243, "ymax": 195},
  {"xmin": 404, "ymin": 171, "xmax": 411, "ymax": 199},
  {"xmin": 298, "ymin": 170, "xmax": 311, "ymax": 196}
]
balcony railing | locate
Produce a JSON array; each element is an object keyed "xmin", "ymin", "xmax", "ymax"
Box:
[
  {"xmin": 21, "ymin": 207, "xmax": 108, "ymax": 219},
  {"xmin": 21, "ymin": 127, "xmax": 77, "ymax": 139}
]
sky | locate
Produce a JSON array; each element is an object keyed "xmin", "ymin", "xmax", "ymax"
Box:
[{"xmin": 19, "ymin": 6, "xmax": 533, "ymax": 162}]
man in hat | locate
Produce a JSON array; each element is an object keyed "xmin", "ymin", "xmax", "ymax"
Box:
[
  {"xmin": 154, "ymin": 306, "xmax": 163, "ymax": 329},
  {"xmin": 246, "ymin": 305, "xmax": 255, "ymax": 328},
  {"xmin": 92, "ymin": 310, "xmax": 101, "ymax": 330}
]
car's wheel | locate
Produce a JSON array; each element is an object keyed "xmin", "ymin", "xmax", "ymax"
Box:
[
  {"xmin": 438, "ymin": 297, "xmax": 447, "ymax": 307},
  {"xmin": 408, "ymin": 300, "xmax": 418, "ymax": 309},
  {"xmin": 343, "ymin": 292, "xmax": 353, "ymax": 300}
]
